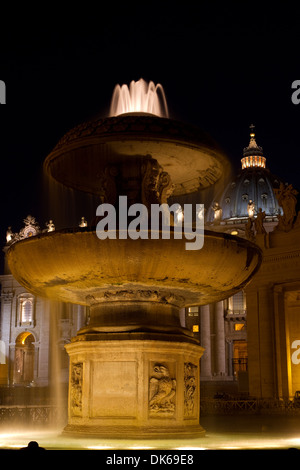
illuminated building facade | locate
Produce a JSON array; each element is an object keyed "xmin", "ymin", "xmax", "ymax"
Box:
[
  {"xmin": 0, "ymin": 246, "xmax": 87, "ymax": 391},
  {"xmin": 185, "ymin": 127, "xmax": 300, "ymax": 399}
]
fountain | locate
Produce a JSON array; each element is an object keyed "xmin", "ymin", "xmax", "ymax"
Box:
[
  {"xmin": 6, "ymin": 80, "xmax": 262, "ymax": 439},
  {"xmin": 110, "ymin": 78, "xmax": 169, "ymax": 117}
]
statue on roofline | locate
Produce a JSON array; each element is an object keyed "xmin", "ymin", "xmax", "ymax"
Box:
[{"xmin": 274, "ymin": 183, "xmax": 298, "ymax": 232}]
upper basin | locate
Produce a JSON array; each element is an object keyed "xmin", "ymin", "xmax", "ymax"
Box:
[
  {"xmin": 44, "ymin": 114, "xmax": 230, "ymax": 197},
  {"xmin": 7, "ymin": 228, "xmax": 262, "ymax": 307}
]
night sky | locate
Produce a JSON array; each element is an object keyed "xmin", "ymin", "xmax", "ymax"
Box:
[{"xmin": 1, "ymin": 2, "xmax": 300, "ymax": 250}]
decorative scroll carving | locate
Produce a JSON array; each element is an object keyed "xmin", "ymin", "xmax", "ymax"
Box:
[
  {"xmin": 184, "ymin": 362, "xmax": 197, "ymax": 417},
  {"xmin": 70, "ymin": 362, "xmax": 83, "ymax": 416},
  {"xmin": 149, "ymin": 363, "xmax": 176, "ymax": 416},
  {"xmin": 159, "ymin": 171, "xmax": 175, "ymax": 204},
  {"xmin": 86, "ymin": 290, "xmax": 185, "ymax": 306}
]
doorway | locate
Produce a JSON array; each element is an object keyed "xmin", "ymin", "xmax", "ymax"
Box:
[{"xmin": 14, "ymin": 332, "xmax": 35, "ymax": 385}]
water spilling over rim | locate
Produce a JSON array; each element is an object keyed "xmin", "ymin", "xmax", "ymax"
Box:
[{"xmin": 109, "ymin": 78, "xmax": 169, "ymax": 117}]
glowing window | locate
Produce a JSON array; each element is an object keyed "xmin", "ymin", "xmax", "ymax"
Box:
[
  {"xmin": 193, "ymin": 325, "xmax": 199, "ymax": 332},
  {"xmin": 18, "ymin": 295, "xmax": 34, "ymax": 325},
  {"xmin": 234, "ymin": 323, "xmax": 245, "ymax": 331},
  {"xmin": 21, "ymin": 300, "xmax": 33, "ymax": 323}
]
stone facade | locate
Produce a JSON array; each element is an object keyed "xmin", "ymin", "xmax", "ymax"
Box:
[{"xmin": 0, "ymin": 271, "xmax": 87, "ymax": 390}]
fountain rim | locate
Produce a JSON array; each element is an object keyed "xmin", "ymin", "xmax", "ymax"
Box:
[
  {"xmin": 43, "ymin": 113, "xmax": 229, "ymax": 173},
  {"xmin": 6, "ymin": 228, "xmax": 263, "ymax": 310},
  {"xmin": 7, "ymin": 225, "xmax": 263, "ymax": 259}
]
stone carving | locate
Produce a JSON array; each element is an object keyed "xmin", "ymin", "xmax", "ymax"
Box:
[
  {"xmin": 1, "ymin": 289, "xmax": 14, "ymax": 302},
  {"xmin": 46, "ymin": 220, "xmax": 55, "ymax": 232},
  {"xmin": 254, "ymin": 208, "xmax": 266, "ymax": 234},
  {"xmin": 97, "ymin": 165, "xmax": 118, "ymax": 204},
  {"xmin": 87, "ymin": 290, "xmax": 185, "ymax": 306},
  {"xmin": 274, "ymin": 183, "xmax": 298, "ymax": 231},
  {"xmin": 79, "ymin": 217, "xmax": 88, "ymax": 227},
  {"xmin": 247, "ymin": 199, "xmax": 255, "ymax": 218},
  {"xmin": 6, "ymin": 215, "xmax": 56, "ymax": 245},
  {"xmin": 149, "ymin": 363, "xmax": 176, "ymax": 415},
  {"xmin": 70, "ymin": 362, "xmax": 83, "ymax": 416},
  {"xmin": 184, "ymin": 362, "xmax": 197, "ymax": 417},
  {"xmin": 141, "ymin": 158, "xmax": 174, "ymax": 209},
  {"xmin": 245, "ymin": 217, "xmax": 255, "ymax": 242},
  {"xmin": 212, "ymin": 202, "xmax": 222, "ymax": 222},
  {"xmin": 159, "ymin": 171, "xmax": 175, "ymax": 205}
]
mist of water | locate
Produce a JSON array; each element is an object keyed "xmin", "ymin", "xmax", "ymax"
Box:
[
  {"xmin": 110, "ymin": 78, "xmax": 169, "ymax": 117},
  {"xmin": 42, "ymin": 167, "xmax": 100, "ymax": 230},
  {"xmin": 49, "ymin": 301, "xmax": 68, "ymax": 430}
]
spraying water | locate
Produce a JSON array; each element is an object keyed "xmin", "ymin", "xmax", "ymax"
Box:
[{"xmin": 109, "ymin": 78, "xmax": 169, "ymax": 117}]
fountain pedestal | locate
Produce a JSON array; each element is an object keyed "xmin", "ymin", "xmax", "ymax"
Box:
[{"xmin": 64, "ymin": 333, "xmax": 204, "ymax": 438}]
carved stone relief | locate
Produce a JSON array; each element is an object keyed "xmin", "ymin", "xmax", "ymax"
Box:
[
  {"xmin": 184, "ymin": 362, "xmax": 197, "ymax": 418},
  {"xmin": 70, "ymin": 362, "xmax": 83, "ymax": 416},
  {"xmin": 86, "ymin": 290, "xmax": 185, "ymax": 306},
  {"xmin": 149, "ymin": 363, "xmax": 176, "ymax": 416}
]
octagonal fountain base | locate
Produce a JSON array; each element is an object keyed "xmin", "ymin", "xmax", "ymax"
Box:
[{"xmin": 63, "ymin": 333, "xmax": 205, "ymax": 438}]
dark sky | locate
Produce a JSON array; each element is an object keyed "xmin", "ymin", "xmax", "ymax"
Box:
[{"xmin": 1, "ymin": 2, "xmax": 300, "ymax": 246}]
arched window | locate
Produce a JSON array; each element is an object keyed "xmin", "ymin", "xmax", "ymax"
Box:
[
  {"xmin": 18, "ymin": 294, "xmax": 34, "ymax": 326},
  {"xmin": 21, "ymin": 300, "xmax": 33, "ymax": 323}
]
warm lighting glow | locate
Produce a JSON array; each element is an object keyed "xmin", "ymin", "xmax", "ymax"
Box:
[
  {"xmin": 247, "ymin": 199, "xmax": 255, "ymax": 218},
  {"xmin": 19, "ymin": 331, "xmax": 33, "ymax": 345},
  {"xmin": 241, "ymin": 155, "xmax": 266, "ymax": 169},
  {"xmin": 231, "ymin": 230, "xmax": 238, "ymax": 235},
  {"xmin": 175, "ymin": 207, "xmax": 184, "ymax": 223},
  {"xmin": 110, "ymin": 78, "xmax": 169, "ymax": 117},
  {"xmin": 79, "ymin": 216, "xmax": 88, "ymax": 227}
]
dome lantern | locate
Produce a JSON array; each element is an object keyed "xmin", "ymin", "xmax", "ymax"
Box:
[{"xmin": 241, "ymin": 124, "xmax": 266, "ymax": 169}]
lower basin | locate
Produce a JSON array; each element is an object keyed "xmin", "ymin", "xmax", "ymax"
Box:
[{"xmin": 7, "ymin": 228, "xmax": 262, "ymax": 308}]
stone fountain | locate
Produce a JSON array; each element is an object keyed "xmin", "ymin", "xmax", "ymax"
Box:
[{"xmin": 7, "ymin": 80, "xmax": 262, "ymax": 438}]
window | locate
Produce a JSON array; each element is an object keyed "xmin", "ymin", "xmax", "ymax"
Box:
[
  {"xmin": 188, "ymin": 307, "xmax": 199, "ymax": 317},
  {"xmin": 21, "ymin": 300, "xmax": 33, "ymax": 323},
  {"xmin": 227, "ymin": 291, "xmax": 246, "ymax": 315},
  {"xmin": 18, "ymin": 294, "xmax": 34, "ymax": 325},
  {"xmin": 234, "ymin": 323, "xmax": 245, "ymax": 331},
  {"xmin": 232, "ymin": 291, "xmax": 246, "ymax": 312}
]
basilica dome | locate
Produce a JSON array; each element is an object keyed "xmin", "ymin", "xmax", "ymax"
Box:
[{"xmin": 208, "ymin": 126, "xmax": 283, "ymax": 223}]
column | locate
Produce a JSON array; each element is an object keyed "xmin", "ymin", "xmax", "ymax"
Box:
[
  {"xmin": 227, "ymin": 340, "xmax": 233, "ymax": 377},
  {"xmin": 215, "ymin": 300, "xmax": 226, "ymax": 375},
  {"xmin": 200, "ymin": 304, "xmax": 211, "ymax": 377},
  {"xmin": 179, "ymin": 307, "xmax": 186, "ymax": 328}
]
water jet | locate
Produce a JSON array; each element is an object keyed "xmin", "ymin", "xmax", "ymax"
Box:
[{"xmin": 6, "ymin": 80, "xmax": 262, "ymax": 438}]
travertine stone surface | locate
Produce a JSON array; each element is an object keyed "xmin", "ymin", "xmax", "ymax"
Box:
[{"xmin": 64, "ymin": 335, "xmax": 204, "ymax": 438}]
